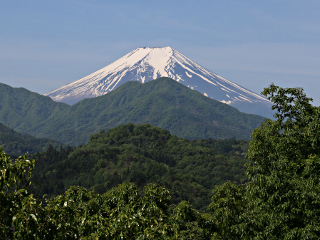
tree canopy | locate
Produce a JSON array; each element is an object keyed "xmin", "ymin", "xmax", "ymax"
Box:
[
  {"xmin": 210, "ymin": 84, "xmax": 320, "ymax": 239},
  {"xmin": 31, "ymin": 124, "xmax": 249, "ymax": 212}
]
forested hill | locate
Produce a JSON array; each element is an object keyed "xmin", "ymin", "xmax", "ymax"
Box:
[
  {"xmin": 0, "ymin": 78, "xmax": 265, "ymax": 146},
  {"xmin": 32, "ymin": 123, "xmax": 249, "ymax": 212},
  {"xmin": 0, "ymin": 123, "xmax": 63, "ymax": 157},
  {"xmin": 0, "ymin": 83, "xmax": 68, "ymax": 132}
]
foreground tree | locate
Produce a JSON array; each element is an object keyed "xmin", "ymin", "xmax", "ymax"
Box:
[
  {"xmin": 245, "ymin": 85, "xmax": 320, "ymax": 239},
  {"xmin": 209, "ymin": 181, "xmax": 246, "ymax": 239},
  {"xmin": 0, "ymin": 150, "xmax": 45, "ymax": 238},
  {"xmin": 210, "ymin": 84, "xmax": 320, "ymax": 239}
]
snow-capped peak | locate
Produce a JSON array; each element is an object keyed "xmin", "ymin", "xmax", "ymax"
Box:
[{"xmin": 44, "ymin": 46, "xmax": 272, "ymax": 117}]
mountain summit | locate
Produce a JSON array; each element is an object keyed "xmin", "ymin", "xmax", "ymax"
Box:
[{"xmin": 45, "ymin": 46, "xmax": 272, "ymax": 117}]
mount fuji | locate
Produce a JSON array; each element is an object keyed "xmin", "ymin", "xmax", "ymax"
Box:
[{"xmin": 45, "ymin": 46, "xmax": 273, "ymax": 117}]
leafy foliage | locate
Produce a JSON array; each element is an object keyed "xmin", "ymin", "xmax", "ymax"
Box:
[
  {"xmin": 209, "ymin": 181, "xmax": 245, "ymax": 239},
  {"xmin": 0, "ymin": 149, "xmax": 41, "ymax": 238},
  {"xmin": 210, "ymin": 84, "xmax": 320, "ymax": 239}
]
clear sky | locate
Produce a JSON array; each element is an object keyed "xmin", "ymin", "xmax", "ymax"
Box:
[{"xmin": 1, "ymin": 0, "xmax": 319, "ymax": 105}]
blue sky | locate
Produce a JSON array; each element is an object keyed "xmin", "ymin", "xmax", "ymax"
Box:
[{"xmin": 1, "ymin": 0, "xmax": 320, "ymax": 105}]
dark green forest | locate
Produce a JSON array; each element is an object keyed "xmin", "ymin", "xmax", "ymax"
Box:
[
  {"xmin": 0, "ymin": 123, "xmax": 63, "ymax": 158},
  {"xmin": 31, "ymin": 123, "xmax": 249, "ymax": 212},
  {"xmin": 1, "ymin": 85, "xmax": 320, "ymax": 239}
]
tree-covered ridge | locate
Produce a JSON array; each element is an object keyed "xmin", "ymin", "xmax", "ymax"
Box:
[
  {"xmin": 0, "ymin": 122, "xmax": 63, "ymax": 158},
  {"xmin": 0, "ymin": 78, "xmax": 265, "ymax": 146},
  {"xmin": 32, "ymin": 123, "xmax": 249, "ymax": 212}
]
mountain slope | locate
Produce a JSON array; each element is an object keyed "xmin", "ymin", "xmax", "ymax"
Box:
[
  {"xmin": 44, "ymin": 46, "xmax": 273, "ymax": 118},
  {"xmin": 0, "ymin": 83, "xmax": 69, "ymax": 133},
  {"xmin": 0, "ymin": 78, "xmax": 265, "ymax": 146},
  {"xmin": 36, "ymin": 78, "xmax": 265, "ymax": 145}
]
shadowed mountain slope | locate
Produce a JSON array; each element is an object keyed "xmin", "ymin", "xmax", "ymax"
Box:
[
  {"xmin": 0, "ymin": 78, "xmax": 265, "ymax": 145},
  {"xmin": 0, "ymin": 122, "xmax": 62, "ymax": 157}
]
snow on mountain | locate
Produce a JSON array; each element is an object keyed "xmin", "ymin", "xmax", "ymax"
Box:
[{"xmin": 44, "ymin": 46, "xmax": 273, "ymax": 117}]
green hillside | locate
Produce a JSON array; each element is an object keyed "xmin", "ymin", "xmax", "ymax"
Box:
[
  {"xmin": 0, "ymin": 78, "xmax": 266, "ymax": 145},
  {"xmin": 0, "ymin": 123, "xmax": 63, "ymax": 157},
  {"xmin": 0, "ymin": 83, "xmax": 69, "ymax": 132},
  {"xmin": 31, "ymin": 123, "xmax": 249, "ymax": 211}
]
